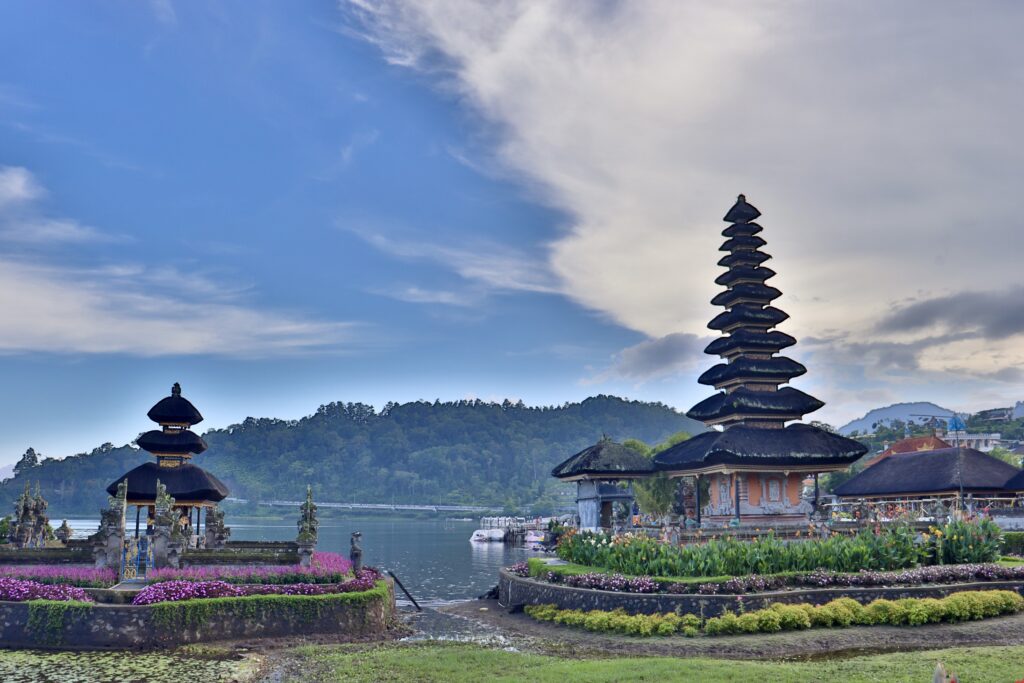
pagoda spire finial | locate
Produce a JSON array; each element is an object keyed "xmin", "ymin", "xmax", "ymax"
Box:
[{"xmin": 171, "ymin": 382, "xmax": 181, "ymax": 397}]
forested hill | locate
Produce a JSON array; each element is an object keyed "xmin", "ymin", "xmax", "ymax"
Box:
[{"xmin": 0, "ymin": 396, "xmax": 702, "ymax": 515}]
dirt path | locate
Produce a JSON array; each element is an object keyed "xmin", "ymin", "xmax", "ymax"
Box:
[{"xmin": 440, "ymin": 599, "xmax": 1024, "ymax": 660}]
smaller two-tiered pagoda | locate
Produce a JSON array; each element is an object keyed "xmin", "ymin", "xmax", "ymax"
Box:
[
  {"xmin": 654, "ymin": 196, "xmax": 867, "ymax": 525},
  {"xmin": 107, "ymin": 383, "xmax": 228, "ymax": 543}
]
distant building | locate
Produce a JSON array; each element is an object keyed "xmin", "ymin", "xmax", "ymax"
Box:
[
  {"xmin": 864, "ymin": 435, "xmax": 952, "ymax": 468},
  {"xmin": 974, "ymin": 407, "xmax": 1013, "ymax": 423},
  {"xmin": 941, "ymin": 431, "xmax": 1002, "ymax": 452}
]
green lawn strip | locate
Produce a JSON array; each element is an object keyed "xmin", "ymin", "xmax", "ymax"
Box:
[
  {"xmin": 998, "ymin": 556, "xmax": 1024, "ymax": 567},
  {"xmin": 290, "ymin": 642, "xmax": 1024, "ymax": 683}
]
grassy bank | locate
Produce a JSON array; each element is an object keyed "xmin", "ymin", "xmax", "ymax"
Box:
[{"xmin": 285, "ymin": 642, "xmax": 1024, "ymax": 682}]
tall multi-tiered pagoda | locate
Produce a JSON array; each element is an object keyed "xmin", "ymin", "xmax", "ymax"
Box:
[
  {"xmin": 654, "ymin": 196, "xmax": 866, "ymax": 525},
  {"xmin": 107, "ymin": 383, "xmax": 228, "ymax": 541}
]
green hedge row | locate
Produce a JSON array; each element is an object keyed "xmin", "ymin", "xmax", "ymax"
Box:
[
  {"xmin": 1004, "ymin": 532, "xmax": 1024, "ymax": 556},
  {"xmin": 557, "ymin": 520, "xmax": 1003, "ymax": 577},
  {"xmin": 525, "ymin": 589, "xmax": 1024, "ymax": 638}
]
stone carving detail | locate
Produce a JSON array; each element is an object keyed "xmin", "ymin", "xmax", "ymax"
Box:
[
  {"xmin": 204, "ymin": 505, "xmax": 231, "ymax": 549},
  {"xmin": 350, "ymin": 531, "xmax": 363, "ymax": 573},
  {"xmin": 55, "ymin": 520, "xmax": 73, "ymax": 544},
  {"xmin": 152, "ymin": 479, "xmax": 183, "ymax": 569},
  {"xmin": 297, "ymin": 485, "xmax": 318, "ymax": 567},
  {"xmin": 91, "ymin": 480, "xmax": 127, "ymax": 568},
  {"xmin": 8, "ymin": 482, "xmax": 51, "ymax": 549}
]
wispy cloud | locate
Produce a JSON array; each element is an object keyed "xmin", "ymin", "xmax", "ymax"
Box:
[
  {"xmin": 372, "ymin": 285, "xmax": 480, "ymax": 307},
  {"xmin": 340, "ymin": 129, "xmax": 380, "ymax": 166},
  {"xmin": 586, "ymin": 332, "xmax": 708, "ymax": 384},
  {"xmin": 0, "ymin": 164, "xmax": 361, "ymax": 357},
  {"xmin": 348, "ymin": 1, "xmax": 1024, "ymax": 420},
  {"xmin": 353, "ymin": 227, "xmax": 560, "ymax": 295},
  {"xmin": 150, "ymin": 0, "xmax": 177, "ymax": 26}
]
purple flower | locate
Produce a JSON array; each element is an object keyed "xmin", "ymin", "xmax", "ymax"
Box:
[
  {"xmin": 0, "ymin": 577, "xmax": 93, "ymax": 602},
  {"xmin": 131, "ymin": 567, "xmax": 382, "ymax": 605}
]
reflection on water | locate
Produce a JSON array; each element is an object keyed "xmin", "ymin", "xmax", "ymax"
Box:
[{"xmin": 63, "ymin": 516, "xmax": 537, "ymax": 608}]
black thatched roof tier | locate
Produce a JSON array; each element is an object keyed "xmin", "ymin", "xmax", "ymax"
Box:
[
  {"xmin": 720, "ymin": 235, "xmax": 767, "ymax": 252},
  {"xmin": 147, "ymin": 383, "xmax": 203, "ymax": 426},
  {"xmin": 137, "ymin": 429, "xmax": 208, "ymax": 455},
  {"xmin": 552, "ymin": 438, "xmax": 654, "ymax": 480},
  {"xmin": 1006, "ymin": 469, "xmax": 1024, "ymax": 491},
  {"xmin": 718, "ymin": 251, "xmax": 771, "ymax": 268},
  {"xmin": 710, "ymin": 283, "xmax": 782, "ymax": 309},
  {"xmin": 697, "ymin": 356, "xmax": 807, "ymax": 387},
  {"xmin": 715, "ymin": 266, "xmax": 776, "ymax": 287},
  {"xmin": 708, "ymin": 305, "xmax": 789, "ymax": 331},
  {"xmin": 687, "ymin": 387, "xmax": 823, "ymax": 424},
  {"xmin": 653, "ymin": 424, "xmax": 866, "ymax": 471},
  {"xmin": 723, "ymin": 195, "xmax": 761, "ymax": 223},
  {"xmin": 704, "ymin": 329, "xmax": 796, "ymax": 357},
  {"xmin": 834, "ymin": 448, "xmax": 1023, "ymax": 498},
  {"xmin": 106, "ymin": 462, "xmax": 229, "ymax": 503},
  {"xmin": 722, "ymin": 222, "xmax": 763, "ymax": 238}
]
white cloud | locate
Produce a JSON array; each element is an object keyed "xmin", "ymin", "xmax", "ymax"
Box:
[
  {"xmin": 0, "ymin": 258, "xmax": 357, "ymax": 357},
  {"xmin": 353, "ymin": 227, "xmax": 559, "ymax": 295},
  {"xmin": 348, "ymin": 1, "xmax": 1024, "ymax": 419},
  {"xmin": 0, "ymin": 165, "xmax": 360, "ymax": 357},
  {"xmin": 150, "ymin": 0, "xmax": 177, "ymax": 26},
  {"xmin": 0, "ymin": 166, "xmax": 44, "ymax": 208}
]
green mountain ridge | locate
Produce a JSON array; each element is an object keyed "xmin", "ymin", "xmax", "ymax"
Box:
[{"xmin": 0, "ymin": 395, "xmax": 702, "ymax": 515}]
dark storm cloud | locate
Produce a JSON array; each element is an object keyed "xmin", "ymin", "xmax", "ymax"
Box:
[
  {"xmin": 609, "ymin": 333, "xmax": 706, "ymax": 381},
  {"xmin": 877, "ymin": 287, "xmax": 1024, "ymax": 339}
]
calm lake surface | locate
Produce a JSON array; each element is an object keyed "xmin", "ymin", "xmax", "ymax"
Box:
[{"xmin": 64, "ymin": 516, "xmax": 533, "ymax": 608}]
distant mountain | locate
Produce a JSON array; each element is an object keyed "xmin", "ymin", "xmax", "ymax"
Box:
[
  {"xmin": 0, "ymin": 395, "xmax": 704, "ymax": 515},
  {"xmin": 0, "ymin": 464, "xmax": 12, "ymax": 483},
  {"xmin": 839, "ymin": 402, "xmax": 954, "ymax": 436}
]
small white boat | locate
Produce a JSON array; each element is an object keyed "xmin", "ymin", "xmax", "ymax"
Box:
[
  {"xmin": 525, "ymin": 530, "xmax": 545, "ymax": 544},
  {"xmin": 470, "ymin": 529, "xmax": 505, "ymax": 543}
]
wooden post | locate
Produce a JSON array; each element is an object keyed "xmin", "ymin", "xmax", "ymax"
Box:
[
  {"xmin": 813, "ymin": 473, "xmax": 820, "ymax": 510},
  {"xmin": 694, "ymin": 476, "xmax": 701, "ymax": 526},
  {"xmin": 734, "ymin": 472, "xmax": 741, "ymax": 523},
  {"xmin": 135, "ymin": 505, "xmax": 141, "ymax": 538}
]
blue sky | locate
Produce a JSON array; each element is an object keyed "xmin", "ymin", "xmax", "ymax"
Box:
[{"xmin": 1, "ymin": 1, "xmax": 1023, "ymax": 465}]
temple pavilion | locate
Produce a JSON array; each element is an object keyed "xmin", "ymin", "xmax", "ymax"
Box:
[
  {"xmin": 107, "ymin": 383, "xmax": 228, "ymax": 543},
  {"xmin": 653, "ymin": 195, "xmax": 867, "ymax": 525},
  {"xmin": 552, "ymin": 437, "xmax": 652, "ymax": 530}
]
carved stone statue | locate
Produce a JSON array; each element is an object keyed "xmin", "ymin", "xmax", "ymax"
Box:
[
  {"xmin": 8, "ymin": 482, "xmax": 52, "ymax": 549},
  {"xmin": 55, "ymin": 520, "xmax": 73, "ymax": 544},
  {"xmin": 91, "ymin": 479, "xmax": 127, "ymax": 568},
  {"xmin": 151, "ymin": 479, "xmax": 183, "ymax": 569},
  {"xmin": 350, "ymin": 531, "xmax": 363, "ymax": 573},
  {"xmin": 296, "ymin": 485, "xmax": 318, "ymax": 567},
  {"xmin": 204, "ymin": 505, "xmax": 231, "ymax": 549}
]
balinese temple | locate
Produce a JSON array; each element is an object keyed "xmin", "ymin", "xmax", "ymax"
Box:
[
  {"xmin": 106, "ymin": 383, "xmax": 228, "ymax": 543},
  {"xmin": 552, "ymin": 437, "xmax": 653, "ymax": 531},
  {"xmin": 835, "ymin": 447, "xmax": 1023, "ymax": 504},
  {"xmin": 653, "ymin": 195, "xmax": 867, "ymax": 525}
]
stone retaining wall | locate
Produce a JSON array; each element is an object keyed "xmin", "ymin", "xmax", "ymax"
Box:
[
  {"xmin": 498, "ymin": 570, "xmax": 1024, "ymax": 618},
  {"xmin": 0, "ymin": 580, "xmax": 395, "ymax": 650}
]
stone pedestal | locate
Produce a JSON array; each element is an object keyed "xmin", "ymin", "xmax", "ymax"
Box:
[{"xmin": 297, "ymin": 542, "xmax": 315, "ymax": 568}]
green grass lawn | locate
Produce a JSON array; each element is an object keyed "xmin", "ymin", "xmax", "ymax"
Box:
[{"xmin": 289, "ymin": 642, "xmax": 1024, "ymax": 683}]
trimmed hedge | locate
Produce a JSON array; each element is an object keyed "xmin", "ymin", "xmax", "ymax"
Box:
[
  {"xmin": 557, "ymin": 520, "xmax": 1002, "ymax": 577},
  {"xmin": 1004, "ymin": 532, "xmax": 1024, "ymax": 557},
  {"xmin": 525, "ymin": 589, "xmax": 1024, "ymax": 637}
]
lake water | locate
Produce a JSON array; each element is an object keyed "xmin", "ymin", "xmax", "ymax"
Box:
[{"xmin": 63, "ymin": 516, "xmax": 534, "ymax": 609}]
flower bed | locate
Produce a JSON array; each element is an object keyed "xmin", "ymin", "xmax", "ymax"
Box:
[
  {"xmin": 132, "ymin": 568, "xmax": 381, "ymax": 605},
  {"xmin": 513, "ymin": 560, "xmax": 1024, "ymax": 596},
  {"xmin": 557, "ymin": 520, "xmax": 1001, "ymax": 577},
  {"xmin": 0, "ymin": 577, "xmax": 93, "ymax": 603},
  {"xmin": 525, "ymin": 589, "xmax": 1024, "ymax": 637},
  {"xmin": 147, "ymin": 551, "xmax": 352, "ymax": 585},
  {"xmin": 0, "ymin": 565, "xmax": 117, "ymax": 588}
]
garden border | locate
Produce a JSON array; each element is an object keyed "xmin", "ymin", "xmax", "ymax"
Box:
[
  {"xmin": 0, "ymin": 579, "xmax": 396, "ymax": 650},
  {"xmin": 498, "ymin": 569, "xmax": 1024, "ymax": 618}
]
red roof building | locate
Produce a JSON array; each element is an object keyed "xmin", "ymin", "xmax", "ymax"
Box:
[{"xmin": 864, "ymin": 435, "xmax": 952, "ymax": 468}]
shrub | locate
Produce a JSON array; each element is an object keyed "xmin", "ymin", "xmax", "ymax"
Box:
[
  {"xmin": 557, "ymin": 521, "xmax": 1001, "ymax": 579},
  {"xmin": 0, "ymin": 577, "xmax": 92, "ymax": 602},
  {"xmin": 0, "ymin": 566, "xmax": 116, "ymax": 589},
  {"xmin": 769, "ymin": 603, "xmax": 812, "ymax": 630},
  {"xmin": 1003, "ymin": 531, "xmax": 1024, "ymax": 556},
  {"xmin": 147, "ymin": 551, "xmax": 352, "ymax": 585},
  {"xmin": 132, "ymin": 568, "xmax": 381, "ymax": 605}
]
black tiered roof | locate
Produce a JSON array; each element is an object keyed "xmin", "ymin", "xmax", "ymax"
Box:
[
  {"xmin": 147, "ymin": 383, "xmax": 204, "ymax": 426},
  {"xmin": 137, "ymin": 429, "xmax": 208, "ymax": 455},
  {"xmin": 106, "ymin": 462, "xmax": 228, "ymax": 503},
  {"xmin": 654, "ymin": 195, "xmax": 867, "ymax": 472},
  {"xmin": 834, "ymin": 448, "xmax": 1022, "ymax": 498},
  {"xmin": 552, "ymin": 437, "xmax": 654, "ymax": 480}
]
